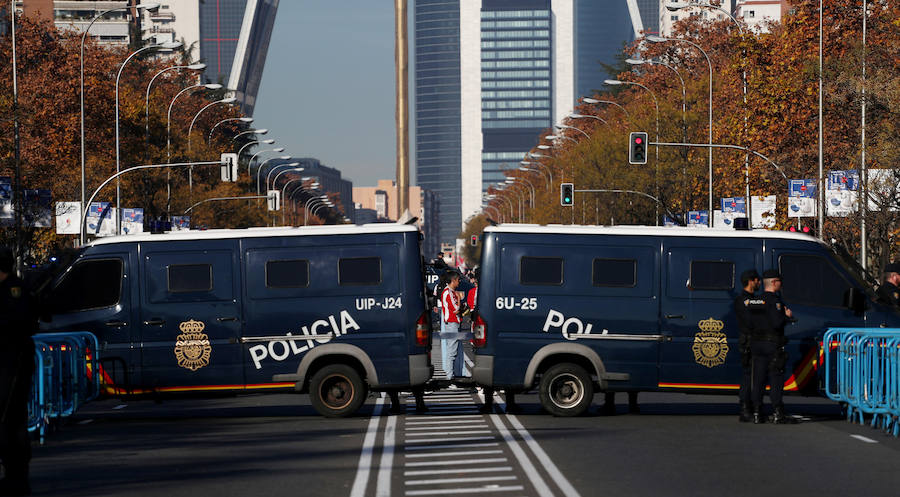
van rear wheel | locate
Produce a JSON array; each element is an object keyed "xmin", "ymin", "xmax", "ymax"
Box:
[
  {"xmin": 539, "ymin": 363, "xmax": 593, "ymax": 417},
  {"xmin": 309, "ymin": 364, "xmax": 367, "ymax": 418}
]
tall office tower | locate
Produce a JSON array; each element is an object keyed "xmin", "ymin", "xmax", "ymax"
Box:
[
  {"xmin": 198, "ymin": 0, "xmax": 279, "ymax": 115},
  {"xmin": 574, "ymin": 2, "xmax": 635, "ymax": 103},
  {"xmin": 414, "ymin": 0, "xmax": 463, "ymax": 248},
  {"xmin": 635, "ymin": 0, "xmax": 660, "ymax": 35}
]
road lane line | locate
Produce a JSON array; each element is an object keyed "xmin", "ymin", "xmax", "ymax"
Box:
[
  {"xmin": 405, "ymin": 485, "xmax": 524, "ymax": 495},
  {"xmin": 409, "ymin": 415, "xmax": 484, "ymax": 421},
  {"xmin": 405, "ymin": 457, "xmax": 508, "ymax": 467},
  {"xmin": 497, "ymin": 394, "xmax": 583, "ymax": 497},
  {"xmin": 349, "ymin": 394, "xmax": 386, "ymax": 497},
  {"xmin": 406, "ymin": 419, "xmax": 489, "ymax": 426},
  {"xmin": 404, "ymin": 442, "xmax": 499, "ymax": 451},
  {"xmin": 375, "ymin": 412, "xmax": 397, "ymax": 497},
  {"xmin": 488, "ymin": 413, "xmax": 554, "ymax": 497},
  {"xmin": 406, "ymin": 424, "xmax": 489, "ymax": 430},
  {"xmin": 405, "ymin": 475, "xmax": 518, "ymax": 486},
  {"xmin": 405, "ymin": 435, "xmax": 496, "ymax": 444},
  {"xmin": 405, "ymin": 450, "xmax": 503, "ymax": 459},
  {"xmin": 850, "ymin": 434, "xmax": 878, "ymax": 444},
  {"xmin": 404, "ymin": 467, "xmax": 514, "ymax": 476}
]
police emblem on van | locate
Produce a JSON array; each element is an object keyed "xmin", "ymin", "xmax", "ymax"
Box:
[
  {"xmin": 174, "ymin": 319, "xmax": 212, "ymax": 371},
  {"xmin": 692, "ymin": 318, "xmax": 728, "ymax": 368}
]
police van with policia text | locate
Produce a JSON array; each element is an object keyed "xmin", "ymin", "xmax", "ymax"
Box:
[
  {"xmin": 470, "ymin": 224, "xmax": 898, "ymax": 416},
  {"xmin": 39, "ymin": 224, "xmax": 433, "ymax": 417}
]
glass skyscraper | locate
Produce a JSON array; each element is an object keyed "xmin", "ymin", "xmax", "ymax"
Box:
[
  {"xmin": 480, "ymin": 0, "xmax": 552, "ymax": 191},
  {"xmin": 574, "ymin": 2, "xmax": 635, "ymax": 99},
  {"xmin": 414, "ymin": 0, "xmax": 462, "ymax": 247}
]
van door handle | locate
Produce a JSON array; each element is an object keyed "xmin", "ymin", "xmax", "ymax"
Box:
[
  {"xmin": 105, "ymin": 320, "xmax": 127, "ymax": 327},
  {"xmin": 143, "ymin": 318, "xmax": 166, "ymax": 326},
  {"xmin": 665, "ymin": 314, "xmax": 685, "ymax": 319},
  {"xmin": 217, "ymin": 316, "xmax": 238, "ymax": 322}
]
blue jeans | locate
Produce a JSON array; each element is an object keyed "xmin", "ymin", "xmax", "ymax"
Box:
[{"xmin": 440, "ymin": 322, "xmax": 467, "ymax": 379}]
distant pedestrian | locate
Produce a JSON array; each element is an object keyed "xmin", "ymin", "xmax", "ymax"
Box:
[
  {"xmin": 734, "ymin": 269, "xmax": 761, "ymax": 422},
  {"xmin": 440, "ymin": 270, "xmax": 467, "ymax": 380},
  {"xmin": 0, "ymin": 247, "xmax": 37, "ymax": 496},
  {"xmin": 749, "ymin": 269, "xmax": 795, "ymax": 424},
  {"xmin": 877, "ymin": 262, "xmax": 900, "ymax": 307}
]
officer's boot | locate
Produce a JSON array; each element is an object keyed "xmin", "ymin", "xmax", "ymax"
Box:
[
  {"xmin": 627, "ymin": 392, "xmax": 640, "ymax": 414},
  {"xmin": 752, "ymin": 408, "xmax": 766, "ymax": 424},
  {"xmin": 738, "ymin": 403, "xmax": 753, "ymax": 423},
  {"xmin": 771, "ymin": 405, "xmax": 795, "ymax": 424},
  {"xmin": 599, "ymin": 391, "xmax": 616, "ymax": 415}
]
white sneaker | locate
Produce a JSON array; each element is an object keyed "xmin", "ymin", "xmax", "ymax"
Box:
[{"xmin": 447, "ymin": 384, "xmax": 460, "ymax": 390}]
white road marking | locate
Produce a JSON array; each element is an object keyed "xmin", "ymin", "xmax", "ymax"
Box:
[
  {"xmin": 405, "ymin": 476, "xmax": 518, "ymax": 486},
  {"xmin": 404, "ymin": 450, "xmax": 503, "ymax": 459},
  {"xmin": 850, "ymin": 434, "xmax": 878, "ymax": 444},
  {"xmin": 411, "ymin": 414, "xmax": 482, "ymax": 421},
  {"xmin": 349, "ymin": 394, "xmax": 386, "ymax": 497},
  {"xmin": 405, "ymin": 485, "xmax": 524, "ymax": 495},
  {"xmin": 404, "ymin": 442, "xmax": 499, "ymax": 451},
  {"xmin": 405, "ymin": 419, "xmax": 489, "ymax": 426},
  {"xmin": 404, "ymin": 466, "xmax": 514, "ymax": 477},
  {"xmin": 405, "ymin": 430, "xmax": 492, "ymax": 437},
  {"xmin": 405, "ymin": 435, "xmax": 496, "ymax": 444},
  {"xmin": 497, "ymin": 394, "xmax": 583, "ymax": 497},
  {"xmin": 405, "ymin": 457, "xmax": 508, "ymax": 467},
  {"xmin": 406, "ymin": 424, "xmax": 490, "ymax": 431},
  {"xmin": 112, "ymin": 404, "xmax": 127, "ymax": 410},
  {"xmin": 375, "ymin": 412, "xmax": 397, "ymax": 497},
  {"xmin": 488, "ymin": 413, "xmax": 554, "ymax": 497}
]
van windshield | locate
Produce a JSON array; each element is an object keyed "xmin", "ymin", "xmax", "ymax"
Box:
[{"xmin": 830, "ymin": 243, "xmax": 879, "ymax": 299}]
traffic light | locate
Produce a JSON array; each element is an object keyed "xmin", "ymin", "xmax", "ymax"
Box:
[
  {"xmin": 789, "ymin": 225, "xmax": 815, "ymax": 236},
  {"xmin": 560, "ymin": 183, "xmax": 574, "ymax": 206},
  {"xmin": 470, "ymin": 234, "xmax": 478, "ymax": 246},
  {"xmin": 220, "ymin": 153, "xmax": 239, "ymax": 182},
  {"xmin": 629, "ymin": 132, "xmax": 648, "ymax": 165},
  {"xmin": 267, "ymin": 190, "xmax": 281, "ymax": 211}
]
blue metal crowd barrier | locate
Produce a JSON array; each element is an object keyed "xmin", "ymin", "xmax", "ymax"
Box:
[
  {"xmin": 27, "ymin": 332, "xmax": 101, "ymax": 444},
  {"xmin": 824, "ymin": 328, "xmax": 900, "ymax": 437}
]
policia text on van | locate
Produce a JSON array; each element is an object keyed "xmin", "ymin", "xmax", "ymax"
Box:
[
  {"xmin": 40, "ymin": 225, "xmax": 432, "ymax": 417},
  {"xmin": 470, "ymin": 225, "xmax": 892, "ymax": 416}
]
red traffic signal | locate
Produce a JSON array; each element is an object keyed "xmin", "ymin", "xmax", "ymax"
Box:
[{"xmin": 628, "ymin": 132, "xmax": 648, "ymax": 165}]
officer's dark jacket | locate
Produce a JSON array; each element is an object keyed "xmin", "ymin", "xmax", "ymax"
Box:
[
  {"xmin": 749, "ymin": 290, "xmax": 787, "ymax": 341},
  {"xmin": 0, "ymin": 275, "xmax": 37, "ymax": 361},
  {"xmin": 877, "ymin": 281, "xmax": 900, "ymax": 307},
  {"xmin": 733, "ymin": 290, "xmax": 757, "ymax": 338}
]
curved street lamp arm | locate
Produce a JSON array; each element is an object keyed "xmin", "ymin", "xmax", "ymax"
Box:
[
  {"xmin": 575, "ymin": 188, "xmax": 680, "ymax": 224},
  {"xmin": 649, "ymin": 141, "xmax": 788, "ymax": 180},
  {"xmin": 184, "ymin": 195, "xmax": 267, "ymax": 214}
]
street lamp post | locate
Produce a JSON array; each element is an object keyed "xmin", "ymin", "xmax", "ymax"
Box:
[
  {"xmin": 80, "ymin": 2, "xmax": 159, "ymax": 218},
  {"xmin": 146, "ymin": 62, "xmax": 206, "ymax": 153},
  {"xmin": 255, "ymin": 156, "xmax": 293, "ymax": 193},
  {"xmin": 187, "ymin": 96, "xmax": 237, "ymax": 154},
  {"xmin": 165, "ymin": 83, "xmax": 221, "ymax": 213},
  {"xmin": 233, "ymin": 128, "xmax": 268, "ymax": 141},
  {"xmin": 646, "ymin": 34, "xmax": 714, "ymax": 227},
  {"xmin": 115, "ymin": 40, "xmax": 182, "ymax": 234},
  {"xmin": 245, "ymin": 147, "xmax": 284, "ymax": 176},
  {"xmin": 267, "ymin": 165, "xmax": 303, "ymax": 193},
  {"xmin": 581, "ymin": 97, "xmax": 630, "ymax": 121},
  {"xmin": 208, "ymin": 117, "xmax": 254, "ymax": 144},
  {"xmin": 605, "ymin": 78, "xmax": 660, "ymax": 225}
]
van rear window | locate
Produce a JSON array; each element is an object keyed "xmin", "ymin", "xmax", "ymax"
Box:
[
  {"xmin": 592, "ymin": 259, "xmax": 636, "ymax": 287},
  {"xmin": 168, "ymin": 264, "xmax": 213, "ymax": 293},
  {"xmin": 520, "ymin": 257, "xmax": 563, "ymax": 286},
  {"xmin": 690, "ymin": 261, "xmax": 734, "ymax": 290},
  {"xmin": 266, "ymin": 260, "xmax": 309, "ymax": 288},
  {"xmin": 339, "ymin": 257, "xmax": 382, "ymax": 286}
]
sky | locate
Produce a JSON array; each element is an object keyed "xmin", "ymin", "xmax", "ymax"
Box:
[{"xmin": 252, "ymin": 1, "xmax": 403, "ymax": 188}]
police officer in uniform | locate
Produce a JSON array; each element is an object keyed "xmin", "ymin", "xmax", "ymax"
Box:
[
  {"xmin": 0, "ymin": 247, "xmax": 36, "ymax": 496},
  {"xmin": 876, "ymin": 262, "xmax": 900, "ymax": 307},
  {"xmin": 749, "ymin": 269, "xmax": 795, "ymax": 425},
  {"xmin": 734, "ymin": 269, "xmax": 761, "ymax": 422}
]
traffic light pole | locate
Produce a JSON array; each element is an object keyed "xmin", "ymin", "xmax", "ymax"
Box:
[{"xmin": 183, "ymin": 195, "xmax": 267, "ymax": 215}]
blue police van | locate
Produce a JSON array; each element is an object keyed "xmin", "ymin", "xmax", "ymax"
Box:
[
  {"xmin": 471, "ymin": 225, "xmax": 895, "ymax": 416},
  {"xmin": 40, "ymin": 224, "xmax": 432, "ymax": 417}
]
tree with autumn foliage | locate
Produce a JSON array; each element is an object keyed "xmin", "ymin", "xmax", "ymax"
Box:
[{"xmin": 472, "ymin": 0, "xmax": 900, "ymax": 276}]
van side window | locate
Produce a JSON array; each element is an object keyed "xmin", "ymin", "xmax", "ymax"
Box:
[
  {"xmin": 266, "ymin": 260, "xmax": 309, "ymax": 288},
  {"xmin": 53, "ymin": 259, "xmax": 122, "ymax": 313},
  {"xmin": 520, "ymin": 257, "xmax": 563, "ymax": 286},
  {"xmin": 690, "ymin": 261, "xmax": 734, "ymax": 290},
  {"xmin": 339, "ymin": 257, "xmax": 382, "ymax": 286},
  {"xmin": 168, "ymin": 264, "xmax": 213, "ymax": 293},
  {"xmin": 592, "ymin": 259, "xmax": 636, "ymax": 287},
  {"xmin": 779, "ymin": 255, "xmax": 848, "ymax": 307}
]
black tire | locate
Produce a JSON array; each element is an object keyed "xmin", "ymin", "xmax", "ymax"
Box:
[
  {"xmin": 538, "ymin": 363, "xmax": 594, "ymax": 417},
  {"xmin": 309, "ymin": 364, "xmax": 367, "ymax": 418}
]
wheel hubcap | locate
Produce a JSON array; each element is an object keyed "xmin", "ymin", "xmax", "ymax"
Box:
[
  {"xmin": 549, "ymin": 373, "xmax": 584, "ymax": 409},
  {"xmin": 320, "ymin": 373, "xmax": 354, "ymax": 409}
]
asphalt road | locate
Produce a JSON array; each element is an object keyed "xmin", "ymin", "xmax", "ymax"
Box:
[{"xmin": 25, "ymin": 388, "xmax": 900, "ymax": 497}]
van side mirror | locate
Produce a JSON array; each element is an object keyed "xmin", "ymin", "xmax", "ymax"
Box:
[{"xmin": 844, "ymin": 287, "xmax": 865, "ymax": 315}]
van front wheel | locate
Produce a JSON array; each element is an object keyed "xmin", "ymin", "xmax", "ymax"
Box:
[
  {"xmin": 539, "ymin": 363, "xmax": 593, "ymax": 417},
  {"xmin": 309, "ymin": 364, "xmax": 367, "ymax": 417}
]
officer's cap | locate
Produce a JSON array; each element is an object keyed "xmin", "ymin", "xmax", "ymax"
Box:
[
  {"xmin": 740, "ymin": 269, "xmax": 760, "ymax": 285},
  {"xmin": 762, "ymin": 269, "xmax": 782, "ymax": 280},
  {"xmin": 884, "ymin": 262, "xmax": 900, "ymax": 274},
  {"xmin": 0, "ymin": 246, "xmax": 13, "ymax": 274}
]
